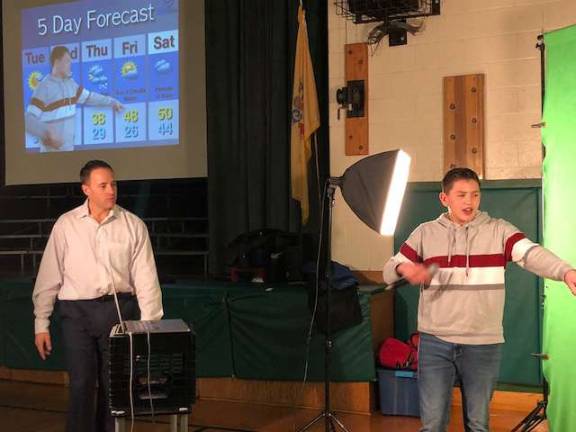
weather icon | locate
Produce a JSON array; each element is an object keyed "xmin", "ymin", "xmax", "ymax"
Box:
[
  {"xmin": 154, "ymin": 59, "xmax": 171, "ymax": 74},
  {"xmin": 88, "ymin": 64, "xmax": 108, "ymax": 91},
  {"xmin": 121, "ymin": 61, "xmax": 138, "ymax": 80},
  {"xmin": 27, "ymin": 71, "xmax": 44, "ymax": 91}
]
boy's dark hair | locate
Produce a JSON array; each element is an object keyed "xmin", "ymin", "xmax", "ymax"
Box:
[
  {"xmin": 80, "ymin": 160, "xmax": 113, "ymax": 184},
  {"xmin": 442, "ymin": 168, "xmax": 480, "ymax": 193},
  {"xmin": 50, "ymin": 46, "xmax": 70, "ymax": 67}
]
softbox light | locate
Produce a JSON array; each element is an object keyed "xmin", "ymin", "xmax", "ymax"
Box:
[{"xmin": 338, "ymin": 149, "xmax": 411, "ymax": 236}]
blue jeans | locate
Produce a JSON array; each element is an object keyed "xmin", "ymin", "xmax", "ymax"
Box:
[{"xmin": 418, "ymin": 333, "xmax": 502, "ymax": 432}]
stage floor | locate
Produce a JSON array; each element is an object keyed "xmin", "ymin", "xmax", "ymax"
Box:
[{"xmin": 0, "ymin": 380, "xmax": 547, "ymax": 432}]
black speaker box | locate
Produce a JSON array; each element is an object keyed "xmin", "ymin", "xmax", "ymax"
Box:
[{"xmin": 109, "ymin": 319, "xmax": 195, "ymax": 417}]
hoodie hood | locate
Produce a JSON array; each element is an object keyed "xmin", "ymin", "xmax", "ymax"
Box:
[{"xmin": 436, "ymin": 210, "xmax": 491, "ymax": 228}]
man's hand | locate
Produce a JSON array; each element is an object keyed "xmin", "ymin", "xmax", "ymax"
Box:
[
  {"xmin": 35, "ymin": 332, "xmax": 52, "ymax": 360},
  {"xmin": 112, "ymin": 101, "xmax": 124, "ymax": 112},
  {"xmin": 397, "ymin": 262, "xmax": 434, "ymax": 285},
  {"xmin": 42, "ymin": 126, "xmax": 63, "ymax": 149},
  {"xmin": 563, "ymin": 270, "xmax": 576, "ymax": 296}
]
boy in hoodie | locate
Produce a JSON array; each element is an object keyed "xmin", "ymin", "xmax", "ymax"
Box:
[
  {"xmin": 25, "ymin": 46, "xmax": 123, "ymax": 152},
  {"xmin": 383, "ymin": 167, "xmax": 576, "ymax": 432}
]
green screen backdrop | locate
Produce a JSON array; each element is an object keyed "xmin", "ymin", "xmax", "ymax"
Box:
[{"xmin": 542, "ymin": 25, "xmax": 576, "ymax": 432}]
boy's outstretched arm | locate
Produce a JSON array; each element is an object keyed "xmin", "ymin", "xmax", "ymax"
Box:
[{"xmin": 515, "ymin": 242, "xmax": 576, "ymax": 296}]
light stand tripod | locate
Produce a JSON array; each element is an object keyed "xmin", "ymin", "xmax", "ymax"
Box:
[
  {"xmin": 511, "ymin": 356, "xmax": 549, "ymax": 432},
  {"xmin": 296, "ymin": 149, "xmax": 411, "ymax": 431},
  {"xmin": 297, "ymin": 179, "xmax": 350, "ymax": 432}
]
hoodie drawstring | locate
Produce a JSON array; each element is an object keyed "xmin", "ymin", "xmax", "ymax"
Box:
[
  {"xmin": 447, "ymin": 226, "xmax": 454, "ymax": 264},
  {"xmin": 440, "ymin": 212, "xmax": 484, "ymax": 279},
  {"xmin": 465, "ymin": 226, "xmax": 470, "ymax": 277},
  {"xmin": 447, "ymin": 224, "xmax": 472, "ymax": 278}
]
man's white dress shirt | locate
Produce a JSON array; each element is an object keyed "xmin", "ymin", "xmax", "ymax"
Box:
[{"xmin": 33, "ymin": 201, "xmax": 163, "ymax": 333}]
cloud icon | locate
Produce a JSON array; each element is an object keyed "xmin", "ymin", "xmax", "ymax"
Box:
[
  {"xmin": 87, "ymin": 64, "xmax": 108, "ymax": 90},
  {"xmin": 88, "ymin": 65, "xmax": 103, "ymax": 76},
  {"xmin": 154, "ymin": 59, "xmax": 171, "ymax": 74}
]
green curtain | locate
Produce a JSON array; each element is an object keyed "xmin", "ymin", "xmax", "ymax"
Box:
[
  {"xmin": 0, "ymin": 280, "xmax": 376, "ymax": 381},
  {"xmin": 0, "ymin": 280, "xmax": 66, "ymax": 370},
  {"xmin": 542, "ymin": 26, "xmax": 576, "ymax": 432},
  {"xmin": 205, "ymin": 0, "xmax": 329, "ymax": 275},
  {"xmin": 228, "ymin": 286, "xmax": 375, "ymax": 381}
]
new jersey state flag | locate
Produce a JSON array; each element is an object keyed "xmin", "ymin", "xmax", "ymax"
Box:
[{"xmin": 291, "ymin": 4, "xmax": 320, "ymax": 225}]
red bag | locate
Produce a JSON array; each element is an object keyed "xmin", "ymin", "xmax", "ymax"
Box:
[{"xmin": 378, "ymin": 333, "xmax": 419, "ymax": 370}]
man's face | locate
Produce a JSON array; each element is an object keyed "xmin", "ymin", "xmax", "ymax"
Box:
[
  {"xmin": 82, "ymin": 168, "xmax": 117, "ymax": 213},
  {"xmin": 439, "ymin": 179, "xmax": 481, "ymax": 225},
  {"xmin": 53, "ymin": 52, "xmax": 72, "ymax": 78}
]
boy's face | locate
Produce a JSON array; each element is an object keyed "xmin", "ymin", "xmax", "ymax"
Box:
[
  {"xmin": 53, "ymin": 52, "xmax": 72, "ymax": 78},
  {"xmin": 439, "ymin": 179, "xmax": 481, "ymax": 225}
]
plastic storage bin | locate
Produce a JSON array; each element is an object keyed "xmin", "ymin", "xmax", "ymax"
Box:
[{"xmin": 377, "ymin": 368, "xmax": 420, "ymax": 417}]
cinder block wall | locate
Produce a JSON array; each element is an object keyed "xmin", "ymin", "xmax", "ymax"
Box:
[{"xmin": 328, "ymin": 0, "xmax": 576, "ymax": 270}]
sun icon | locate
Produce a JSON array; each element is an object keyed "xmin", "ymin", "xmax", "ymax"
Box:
[
  {"xmin": 27, "ymin": 71, "xmax": 43, "ymax": 90},
  {"xmin": 121, "ymin": 61, "xmax": 138, "ymax": 79}
]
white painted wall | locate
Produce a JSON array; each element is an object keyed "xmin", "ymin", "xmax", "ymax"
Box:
[{"xmin": 328, "ymin": 0, "xmax": 576, "ymax": 269}]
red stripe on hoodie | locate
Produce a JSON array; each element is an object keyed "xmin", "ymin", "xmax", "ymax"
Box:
[
  {"xmin": 424, "ymin": 254, "xmax": 506, "ymax": 268},
  {"xmin": 504, "ymin": 232, "xmax": 526, "ymax": 262},
  {"xmin": 400, "ymin": 243, "xmax": 423, "ymax": 263}
]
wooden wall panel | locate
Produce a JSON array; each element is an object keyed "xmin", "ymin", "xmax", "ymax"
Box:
[
  {"xmin": 197, "ymin": 378, "xmax": 373, "ymax": 414},
  {"xmin": 345, "ymin": 43, "xmax": 369, "ymax": 155},
  {"xmin": 443, "ymin": 74, "xmax": 485, "ymax": 177},
  {"xmin": 0, "ymin": 367, "xmax": 68, "ymax": 385}
]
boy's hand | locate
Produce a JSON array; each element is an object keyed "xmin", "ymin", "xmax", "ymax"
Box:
[
  {"xmin": 42, "ymin": 127, "xmax": 63, "ymax": 149},
  {"xmin": 112, "ymin": 101, "xmax": 124, "ymax": 112},
  {"xmin": 397, "ymin": 263, "xmax": 434, "ymax": 285},
  {"xmin": 563, "ymin": 270, "xmax": 576, "ymax": 296}
]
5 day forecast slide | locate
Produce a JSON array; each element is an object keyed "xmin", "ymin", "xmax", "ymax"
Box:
[{"xmin": 21, "ymin": 0, "xmax": 179, "ymax": 152}]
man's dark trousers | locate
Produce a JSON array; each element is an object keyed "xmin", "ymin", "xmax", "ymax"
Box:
[{"xmin": 60, "ymin": 294, "xmax": 139, "ymax": 432}]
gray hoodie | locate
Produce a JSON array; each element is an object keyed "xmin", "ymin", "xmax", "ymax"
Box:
[
  {"xmin": 25, "ymin": 74, "xmax": 118, "ymax": 152},
  {"xmin": 383, "ymin": 211, "xmax": 572, "ymax": 344}
]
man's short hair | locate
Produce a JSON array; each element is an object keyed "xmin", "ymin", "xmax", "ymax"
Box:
[
  {"xmin": 80, "ymin": 160, "xmax": 113, "ymax": 184},
  {"xmin": 442, "ymin": 167, "xmax": 480, "ymax": 193},
  {"xmin": 50, "ymin": 46, "xmax": 70, "ymax": 67}
]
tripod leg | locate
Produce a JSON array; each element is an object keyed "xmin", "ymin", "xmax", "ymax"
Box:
[
  {"xmin": 328, "ymin": 418, "xmax": 336, "ymax": 432},
  {"xmin": 524, "ymin": 417, "xmax": 545, "ymax": 432},
  {"xmin": 327, "ymin": 412, "xmax": 351, "ymax": 432},
  {"xmin": 522, "ymin": 405, "xmax": 546, "ymax": 432},
  {"xmin": 511, "ymin": 401, "xmax": 546, "ymax": 432},
  {"xmin": 297, "ymin": 412, "xmax": 326, "ymax": 432}
]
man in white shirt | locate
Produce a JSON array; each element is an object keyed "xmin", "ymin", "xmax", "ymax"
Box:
[{"xmin": 33, "ymin": 160, "xmax": 163, "ymax": 432}]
